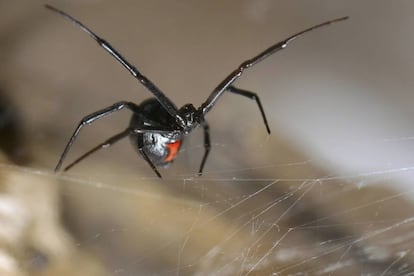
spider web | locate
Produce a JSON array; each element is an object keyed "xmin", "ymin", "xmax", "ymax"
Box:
[
  {"xmin": 11, "ymin": 142, "xmax": 414, "ymax": 276},
  {"xmin": 4, "ymin": 1, "xmax": 414, "ymax": 275}
]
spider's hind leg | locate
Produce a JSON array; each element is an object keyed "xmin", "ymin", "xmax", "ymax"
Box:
[
  {"xmin": 55, "ymin": 101, "xmax": 140, "ymax": 172},
  {"xmin": 137, "ymin": 139, "xmax": 162, "ymax": 178},
  {"xmin": 198, "ymin": 121, "xmax": 211, "ymax": 176},
  {"xmin": 63, "ymin": 128, "xmax": 131, "ymax": 172}
]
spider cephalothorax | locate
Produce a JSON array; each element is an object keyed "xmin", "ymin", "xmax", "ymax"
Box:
[
  {"xmin": 176, "ymin": 104, "xmax": 202, "ymax": 134},
  {"xmin": 46, "ymin": 4, "xmax": 347, "ymax": 177}
]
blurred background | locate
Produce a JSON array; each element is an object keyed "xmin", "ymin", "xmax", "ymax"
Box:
[{"xmin": 1, "ymin": 0, "xmax": 414, "ymax": 275}]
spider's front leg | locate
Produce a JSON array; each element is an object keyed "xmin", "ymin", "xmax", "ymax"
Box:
[
  {"xmin": 200, "ymin": 16, "xmax": 348, "ymax": 116},
  {"xmin": 55, "ymin": 101, "xmax": 140, "ymax": 172}
]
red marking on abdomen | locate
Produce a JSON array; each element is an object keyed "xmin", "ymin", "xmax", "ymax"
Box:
[{"xmin": 164, "ymin": 140, "xmax": 182, "ymax": 162}]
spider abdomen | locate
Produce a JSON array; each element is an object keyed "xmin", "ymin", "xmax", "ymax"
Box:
[
  {"xmin": 135, "ymin": 132, "xmax": 182, "ymax": 166},
  {"xmin": 129, "ymin": 98, "xmax": 183, "ymax": 166}
]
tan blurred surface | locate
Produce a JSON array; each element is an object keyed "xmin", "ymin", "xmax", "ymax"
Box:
[{"xmin": 1, "ymin": 1, "xmax": 414, "ymax": 275}]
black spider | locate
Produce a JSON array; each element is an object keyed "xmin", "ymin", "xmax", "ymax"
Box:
[{"xmin": 46, "ymin": 4, "xmax": 347, "ymax": 178}]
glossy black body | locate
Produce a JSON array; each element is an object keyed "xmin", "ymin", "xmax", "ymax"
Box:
[{"xmin": 129, "ymin": 98, "xmax": 183, "ymax": 167}]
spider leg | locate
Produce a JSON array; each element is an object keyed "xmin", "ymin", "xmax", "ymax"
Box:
[
  {"xmin": 200, "ymin": 16, "xmax": 348, "ymax": 115},
  {"xmin": 45, "ymin": 5, "xmax": 179, "ymax": 120},
  {"xmin": 137, "ymin": 140, "xmax": 162, "ymax": 178},
  {"xmin": 227, "ymin": 85, "xmax": 270, "ymax": 134},
  {"xmin": 63, "ymin": 127, "xmax": 167, "ymax": 178},
  {"xmin": 198, "ymin": 121, "xmax": 211, "ymax": 176},
  {"xmin": 55, "ymin": 101, "xmax": 140, "ymax": 172},
  {"xmin": 63, "ymin": 128, "xmax": 131, "ymax": 172}
]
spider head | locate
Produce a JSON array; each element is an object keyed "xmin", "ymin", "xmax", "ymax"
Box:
[{"xmin": 176, "ymin": 104, "xmax": 202, "ymax": 134}]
